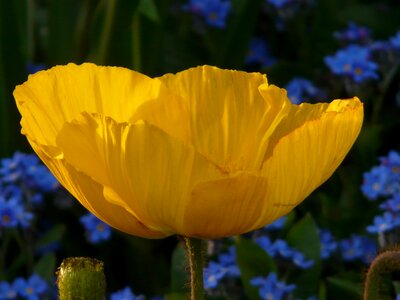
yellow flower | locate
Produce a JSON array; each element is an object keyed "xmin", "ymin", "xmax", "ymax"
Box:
[{"xmin": 14, "ymin": 63, "xmax": 363, "ymax": 239}]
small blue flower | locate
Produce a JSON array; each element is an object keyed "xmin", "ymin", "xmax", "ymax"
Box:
[
  {"xmin": 0, "ymin": 280, "xmax": 18, "ymax": 299},
  {"xmin": 333, "ymin": 22, "xmax": 372, "ymax": 44},
  {"xmin": 292, "ymin": 252, "xmax": 314, "ymax": 269},
  {"xmin": 272, "ymin": 239, "xmax": 293, "ymax": 258},
  {"xmin": 26, "ymin": 63, "xmax": 46, "ymax": 75},
  {"xmin": 217, "ymin": 246, "xmax": 240, "ymax": 277},
  {"xmin": 14, "ymin": 274, "xmax": 48, "ymax": 300},
  {"xmin": 203, "ymin": 246, "xmax": 240, "ymax": 289},
  {"xmin": 0, "ymin": 152, "xmax": 59, "ymax": 193},
  {"xmin": 80, "ymin": 212, "xmax": 112, "ymax": 244},
  {"xmin": 245, "ymin": 38, "xmax": 276, "ymax": 69},
  {"xmin": 264, "ymin": 216, "xmax": 287, "ymax": 231},
  {"xmin": 340, "ymin": 235, "xmax": 377, "ymax": 263},
  {"xmin": 319, "ymin": 230, "xmax": 337, "ymax": 259},
  {"xmin": 255, "ymin": 236, "xmax": 276, "ymax": 257},
  {"xmin": 265, "ymin": 0, "xmax": 293, "ymax": 9},
  {"xmin": 183, "ymin": 0, "xmax": 231, "ymax": 28},
  {"xmin": 285, "ymin": 78, "xmax": 321, "ymax": 104},
  {"xmin": 361, "ymin": 165, "xmax": 391, "ymax": 200},
  {"xmin": 0, "ymin": 197, "xmax": 33, "ymax": 229},
  {"xmin": 390, "ymin": 32, "xmax": 400, "ymax": 49},
  {"xmin": 110, "ymin": 287, "xmax": 145, "ymax": 300},
  {"xmin": 366, "ymin": 212, "xmax": 397, "ymax": 234},
  {"xmin": 380, "ymin": 195, "xmax": 400, "ymax": 212},
  {"xmin": 250, "ymin": 273, "xmax": 296, "ymax": 300},
  {"xmin": 324, "ymin": 44, "xmax": 379, "ymax": 83},
  {"xmin": 203, "ymin": 261, "xmax": 226, "ymax": 289}
]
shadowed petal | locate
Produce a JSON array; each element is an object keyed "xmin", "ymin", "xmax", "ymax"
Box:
[
  {"xmin": 253, "ymin": 97, "xmax": 363, "ymax": 228},
  {"xmin": 56, "ymin": 112, "xmax": 223, "ymax": 234},
  {"xmin": 28, "ymin": 139, "xmax": 167, "ymax": 238},
  {"xmin": 183, "ymin": 173, "xmax": 269, "ymax": 238}
]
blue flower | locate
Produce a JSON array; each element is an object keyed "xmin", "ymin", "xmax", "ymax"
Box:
[
  {"xmin": 26, "ymin": 63, "xmax": 46, "ymax": 75},
  {"xmin": 379, "ymin": 194, "xmax": 400, "ymax": 212},
  {"xmin": 203, "ymin": 246, "xmax": 240, "ymax": 289},
  {"xmin": 361, "ymin": 165, "xmax": 392, "ymax": 200},
  {"xmin": 292, "ymin": 252, "xmax": 314, "ymax": 269},
  {"xmin": 204, "ymin": 261, "xmax": 226, "ymax": 289},
  {"xmin": 285, "ymin": 78, "xmax": 321, "ymax": 104},
  {"xmin": 245, "ymin": 38, "xmax": 276, "ymax": 69},
  {"xmin": 0, "ymin": 197, "xmax": 33, "ymax": 229},
  {"xmin": 265, "ymin": 0, "xmax": 293, "ymax": 9},
  {"xmin": 390, "ymin": 32, "xmax": 400, "ymax": 49},
  {"xmin": 0, "ymin": 152, "xmax": 59, "ymax": 193},
  {"xmin": 217, "ymin": 246, "xmax": 240, "ymax": 277},
  {"xmin": 333, "ymin": 22, "xmax": 372, "ymax": 44},
  {"xmin": 0, "ymin": 280, "xmax": 18, "ymax": 299},
  {"xmin": 80, "ymin": 212, "xmax": 112, "ymax": 244},
  {"xmin": 255, "ymin": 236, "xmax": 275, "ymax": 256},
  {"xmin": 183, "ymin": 0, "xmax": 231, "ymax": 28},
  {"xmin": 14, "ymin": 274, "xmax": 48, "ymax": 300},
  {"xmin": 319, "ymin": 230, "xmax": 337, "ymax": 259},
  {"xmin": 340, "ymin": 235, "xmax": 377, "ymax": 263},
  {"xmin": 324, "ymin": 44, "xmax": 379, "ymax": 83},
  {"xmin": 366, "ymin": 212, "xmax": 398, "ymax": 234},
  {"xmin": 110, "ymin": 287, "xmax": 145, "ymax": 300},
  {"xmin": 255, "ymin": 236, "xmax": 314, "ymax": 269},
  {"xmin": 250, "ymin": 273, "xmax": 296, "ymax": 300},
  {"xmin": 264, "ymin": 216, "xmax": 287, "ymax": 231}
]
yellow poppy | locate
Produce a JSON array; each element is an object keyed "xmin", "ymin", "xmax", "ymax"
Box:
[{"xmin": 14, "ymin": 63, "xmax": 363, "ymax": 239}]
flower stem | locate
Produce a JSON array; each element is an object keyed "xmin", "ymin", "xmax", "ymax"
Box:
[
  {"xmin": 97, "ymin": 0, "xmax": 117, "ymax": 64},
  {"xmin": 56, "ymin": 257, "xmax": 105, "ymax": 300},
  {"xmin": 364, "ymin": 249, "xmax": 400, "ymax": 300},
  {"xmin": 184, "ymin": 237, "xmax": 205, "ymax": 300}
]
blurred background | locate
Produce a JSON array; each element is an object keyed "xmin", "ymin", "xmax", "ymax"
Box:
[{"xmin": 1, "ymin": 0, "xmax": 400, "ymax": 299}]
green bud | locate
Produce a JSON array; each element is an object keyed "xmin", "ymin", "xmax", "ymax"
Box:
[{"xmin": 56, "ymin": 257, "xmax": 106, "ymax": 300}]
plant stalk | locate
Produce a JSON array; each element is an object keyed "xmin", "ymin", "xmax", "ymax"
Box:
[
  {"xmin": 184, "ymin": 237, "xmax": 205, "ymax": 300},
  {"xmin": 364, "ymin": 249, "xmax": 400, "ymax": 300}
]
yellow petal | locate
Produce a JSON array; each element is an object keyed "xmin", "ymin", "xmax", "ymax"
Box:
[
  {"xmin": 183, "ymin": 173, "xmax": 269, "ymax": 238},
  {"xmin": 28, "ymin": 139, "xmax": 167, "ymax": 238},
  {"xmin": 158, "ymin": 66, "xmax": 290, "ymax": 172},
  {"xmin": 254, "ymin": 97, "xmax": 363, "ymax": 228},
  {"xmin": 56, "ymin": 112, "xmax": 223, "ymax": 234},
  {"xmin": 14, "ymin": 63, "xmax": 166, "ymax": 147}
]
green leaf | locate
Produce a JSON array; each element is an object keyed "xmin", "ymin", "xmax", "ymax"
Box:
[
  {"xmin": 165, "ymin": 293, "xmax": 186, "ymax": 300},
  {"xmin": 138, "ymin": 0, "xmax": 159, "ymax": 22},
  {"xmin": 214, "ymin": 0, "xmax": 262, "ymax": 68},
  {"xmin": 0, "ymin": 0, "xmax": 28, "ymax": 156},
  {"xmin": 35, "ymin": 224, "xmax": 66, "ymax": 250},
  {"xmin": 286, "ymin": 213, "xmax": 321, "ymax": 299},
  {"xmin": 170, "ymin": 242, "xmax": 189, "ymax": 294},
  {"xmin": 235, "ymin": 236, "xmax": 277, "ymax": 300},
  {"xmin": 327, "ymin": 275, "xmax": 363, "ymax": 298},
  {"xmin": 47, "ymin": 0, "xmax": 80, "ymax": 64},
  {"xmin": 34, "ymin": 253, "xmax": 57, "ymax": 281}
]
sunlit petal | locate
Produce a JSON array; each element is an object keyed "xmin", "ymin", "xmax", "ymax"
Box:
[
  {"xmin": 158, "ymin": 66, "xmax": 290, "ymax": 172},
  {"xmin": 14, "ymin": 63, "xmax": 166, "ymax": 147}
]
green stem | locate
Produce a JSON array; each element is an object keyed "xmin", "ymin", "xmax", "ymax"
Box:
[
  {"xmin": 56, "ymin": 257, "xmax": 106, "ymax": 300},
  {"xmin": 131, "ymin": 12, "xmax": 141, "ymax": 72},
  {"xmin": 97, "ymin": 0, "xmax": 117, "ymax": 64},
  {"xmin": 364, "ymin": 250, "xmax": 400, "ymax": 300},
  {"xmin": 184, "ymin": 237, "xmax": 205, "ymax": 300},
  {"xmin": 371, "ymin": 62, "xmax": 400, "ymax": 124}
]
